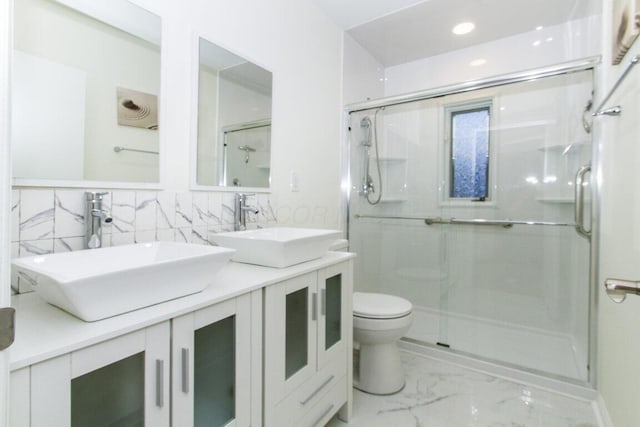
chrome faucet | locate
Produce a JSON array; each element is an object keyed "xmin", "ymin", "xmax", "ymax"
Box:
[
  {"xmin": 85, "ymin": 192, "xmax": 113, "ymax": 249},
  {"xmin": 234, "ymin": 193, "xmax": 259, "ymax": 231}
]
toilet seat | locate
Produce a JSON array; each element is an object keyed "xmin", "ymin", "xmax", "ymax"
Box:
[{"xmin": 353, "ymin": 292, "xmax": 412, "ymax": 319}]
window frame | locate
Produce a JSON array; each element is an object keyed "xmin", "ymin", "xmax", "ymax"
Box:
[{"xmin": 442, "ymin": 98, "xmax": 495, "ymax": 206}]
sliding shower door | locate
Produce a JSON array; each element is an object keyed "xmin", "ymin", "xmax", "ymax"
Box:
[{"xmin": 348, "ymin": 69, "xmax": 593, "ymax": 382}]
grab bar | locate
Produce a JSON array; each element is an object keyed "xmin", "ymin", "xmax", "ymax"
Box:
[
  {"xmin": 427, "ymin": 218, "xmax": 574, "ymax": 228},
  {"xmin": 113, "ymin": 146, "xmax": 159, "ymax": 155},
  {"xmin": 574, "ymin": 164, "xmax": 591, "ymax": 240},
  {"xmin": 354, "ymin": 214, "xmax": 574, "ymax": 227},
  {"xmin": 427, "ymin": 218, "xmax": 512, "ymax": 228}
]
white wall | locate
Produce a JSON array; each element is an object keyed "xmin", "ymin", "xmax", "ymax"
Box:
[
  {"xmin": 596, "ymin": 1, "xmax": 640, "ymax": 425},
  {"xmin": 218, "ymin": 75, "xmax": 272, "ymax": 128},
  {"xmin": 383, "ymin": 16, "xmax": 601, "ymax": 96},
  {"xmin": 342, "ymin": 33, "xmax": 384, "ymax": 105},
  {"xmin": 12, "ymin": 51, "xmax": 86, "ymax": 180}
]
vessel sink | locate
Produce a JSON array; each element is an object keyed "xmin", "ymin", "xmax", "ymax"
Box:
[
  {"xmin": 12, "ymin": 242, "xmax": 235, "ymax": 321},
  {"xmin": 210, "ymin": 227, "xmax": 341, "ymax": 268}
]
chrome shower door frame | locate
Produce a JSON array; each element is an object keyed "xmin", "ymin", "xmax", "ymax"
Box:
[{"xmin": 342, "ymin": 56, "xmax": 602, "ymax": 389}]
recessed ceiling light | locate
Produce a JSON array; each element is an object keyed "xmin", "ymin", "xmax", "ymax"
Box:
[
  {"xmin": 470, "ymin": 58, "xmax": 486, "ymax": 66},
  {"xmin": 532, "ymin": 40, "xmax": 541, "ymax": 47},
  {"xmin": 536, "ymin": 25, "xmax": 544, "ymax": 31},
  {"xmin": 452, "ymin": 22, "xmax": 475, "ymax": 35},
  {"xmin": 546, "ymin": 37, "xmax": 553, "ymax": 42}
]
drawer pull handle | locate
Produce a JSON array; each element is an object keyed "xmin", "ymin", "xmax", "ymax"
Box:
[
  {"xmin": 300, "ymin": 374, "xmax": 334, "ymax": 405},
  {"xmin": 155, "ymin": 359, "xmax": 164, "ymax": 408},
  {"xmin": 181, "ymin": 348, "xmax": 189, "ymax": 393},
  {"xmin": 310, "ymin": 403, "xmax": 335, "ymax": 427}
]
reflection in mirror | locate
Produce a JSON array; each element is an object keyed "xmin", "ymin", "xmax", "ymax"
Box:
[
  {"xmin": 197, "ymin": 37, "xmax": 272, "ymax": 188},
  {"xmin": 12, "ymin": 0, "xmax": 161, "ymax": 184}
]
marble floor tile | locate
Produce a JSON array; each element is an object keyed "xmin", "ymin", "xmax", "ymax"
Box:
[{"xmin": 327, "ymin": 351, "xmax": 598, "ymax": 427}]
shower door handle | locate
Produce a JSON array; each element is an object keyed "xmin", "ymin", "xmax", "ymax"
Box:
[
  {"xmin": 604, "ymin": 278, "xmax": 640, "ymax": 303},
  {"xmin": 574, "ymin": 164, "xmax": 591, "ymax": 240}
]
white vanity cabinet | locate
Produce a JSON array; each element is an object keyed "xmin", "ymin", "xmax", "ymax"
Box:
[
  {"xmin": 12, "ymin": 294, "xmax": 259, "ymax": 427},
  {"xmin": 29, "ymin": 322, "xmax": 171, "ymax": 427},
  {"xmin": 9, "ymin": 252, "xmax": 355, "ymax": 427},
  {"xmin": 171, "ymin": 292, "xmax": 257, "ymax": 427},
  {"xmin": 264, "ymin": 261, "xmax": 353, "ymax": 427}
]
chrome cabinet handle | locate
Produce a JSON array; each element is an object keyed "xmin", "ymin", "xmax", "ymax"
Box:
[
  {"xmin": 312, "ymin": 292, "xmax": 318, "ymax": 321},
  {"xmin": 156, "ymin": 359, "xmax": 164, "ymax": 408},
  {"xmin": 181, "ymin": 348, "xmax": 189, "ymax": 394},
  {"xmin": 321, "ymin": 289, "xmax": 326, "ymax": 316},
  {"xmin": 310, "ymin": 404, "xmax": 335, "ymax": 427},
  {"xmin": 574, "ymin": 164, "xmax": 591, "ymax": 239},
  {"xmin": 300, "ymin": 374, "xmax": 334, "ymax": 405}
]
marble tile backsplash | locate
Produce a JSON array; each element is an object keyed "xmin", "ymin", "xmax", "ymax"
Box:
[{"xmin": 11, "ymin": 189, "xmax": 277, "ymax": 294}]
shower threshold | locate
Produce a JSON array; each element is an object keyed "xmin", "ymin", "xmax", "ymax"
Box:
[{"xmin": 398, "ymin": 338, "xmax": 596, "ymax": 400}]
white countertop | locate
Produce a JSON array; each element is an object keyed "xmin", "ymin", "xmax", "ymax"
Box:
[{"xmin": 10, "ymin": 251, "xmax": 355, "ymax": 371}]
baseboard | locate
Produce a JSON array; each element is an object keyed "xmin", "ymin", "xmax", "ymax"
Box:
[{"xmin": 592, "ymin": 394, "xmax": 615, "ymax": 427}]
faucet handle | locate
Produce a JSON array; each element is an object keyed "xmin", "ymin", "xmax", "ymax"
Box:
[{"xmin": 85, "ymin": 191, "xmax": 109, "ymax": 200}]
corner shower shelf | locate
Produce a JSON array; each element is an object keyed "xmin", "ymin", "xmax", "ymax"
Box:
[
  {"xmin": 378, "ymin": 196, "xmax": 408, "ymax": 203},
  {"xmin": 536, "ymin": 142, "xmax": 590, "ymax": 154},
  {"xmin": 378, "ymin": 157, "xmax": 408, "ymax": 162},
  {"xmin": 536, "ymin": 197, "xmax": 574, "ymax": 203}
]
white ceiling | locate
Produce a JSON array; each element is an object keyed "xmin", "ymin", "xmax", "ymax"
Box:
[{"xmin": 312, "ymin": 0, "xmax": 600, "ymax": 66}]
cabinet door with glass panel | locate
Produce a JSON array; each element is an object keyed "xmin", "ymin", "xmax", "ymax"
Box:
[
  {"xmin": 264, "ymin": 262, "xmax": 352, "ymax": 425},
  {"xmin": 317, "ymin": 262, "xmax": 351, "ymax": 369},
  {"xmin": 30, "ymin": 322, "xmax": 171, "ymax": 427},
  {"xmin": 171, "ymin": 294, "xmax": 252, "ymax": 427}
]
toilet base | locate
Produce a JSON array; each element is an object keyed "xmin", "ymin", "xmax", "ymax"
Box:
[{"xmin": 354, "ymin": 341, "xmax": 405, "ymax": 395}]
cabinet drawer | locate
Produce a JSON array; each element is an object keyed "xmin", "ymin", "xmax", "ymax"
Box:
[
  {"xmin": 275, "ymin": 354, "xmax": 346, "ymax": 427},
  {"xmin": 299, "ymin": 375, "xmax": 347, "ymax": 427}
]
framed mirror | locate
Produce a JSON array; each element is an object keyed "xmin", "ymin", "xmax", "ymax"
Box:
[
  {"xmin": 195, "ymin": 37, "xmax": 273, "ymax": 190},
  {"xmin": 12, "ymin": 0, "xmax": 162, "ymax": 187}
]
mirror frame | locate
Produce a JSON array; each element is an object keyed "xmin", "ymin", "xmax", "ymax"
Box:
[
  {"xmin": 189, "ymin": 32, "xmax": 273, "ymax": 193},
  {"xmin": 11, "ymin": 0, "xmax": 165, "ymax": 190}
]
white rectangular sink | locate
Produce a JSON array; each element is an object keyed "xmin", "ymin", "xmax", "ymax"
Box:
[
  {"xmin": 12, "ymin": 242, "xmax": 235, "ymax": 321},
  {"xmin": 210, "ymin": 227, "xmax": 342, "ymax": 268}
]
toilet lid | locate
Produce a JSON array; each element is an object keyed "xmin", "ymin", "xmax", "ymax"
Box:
[{"xmin": 353, "ymin": 292, "xmax": 412, "ymax": 319}]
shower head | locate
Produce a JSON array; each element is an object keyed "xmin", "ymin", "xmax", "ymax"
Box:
[{"xmin": 360, "ymin": 117, "xmax": 371, "ymax": 129}]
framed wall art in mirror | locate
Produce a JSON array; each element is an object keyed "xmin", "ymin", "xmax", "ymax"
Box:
[
  {"xmin": 12, "ymin": 0, "xmax": 162, "ymax": 187},
  {"xmin": 194, "ymin": 36, "xmax": 272, "ymax": 190}
]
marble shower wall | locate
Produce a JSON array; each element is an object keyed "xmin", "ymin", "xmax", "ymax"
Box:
[{"xmin": 11, "ymin": 188, "xmax": 277, "ymax": 293}]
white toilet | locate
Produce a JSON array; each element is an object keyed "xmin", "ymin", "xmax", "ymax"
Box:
[{"xmin": 353, "ymin": 292, "xmax": 413, "ymax": 395}]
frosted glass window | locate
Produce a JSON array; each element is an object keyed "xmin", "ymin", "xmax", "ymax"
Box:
[
  {"xmin": 194, "ymin": 315, "xmax": 235, "ymax": 427},
  {"xmin": 449, "ymin": 106, "xmax": 490, "ymax": 199},
  {"xmin": 285, "ymin": 287, "xmax": 308, "ymax": 379},
  {"xmin": 325, "ymin": 274, "xmax": 342, "ymax": 350},
  {"xmin": 71, "ymin": 352, "xmax": 144, "ymax": 427}
]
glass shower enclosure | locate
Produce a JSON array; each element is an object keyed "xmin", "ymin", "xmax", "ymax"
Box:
[{"xmin": 347, "ymin": 66, "xmax": 594, "ymax": 382}]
